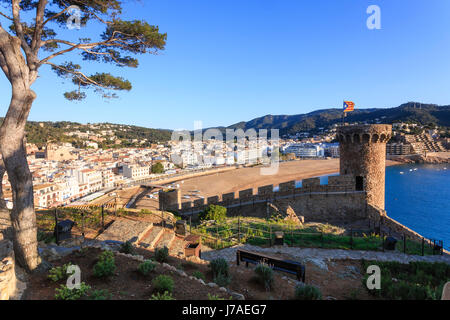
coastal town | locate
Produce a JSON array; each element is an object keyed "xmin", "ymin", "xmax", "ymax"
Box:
[{"xmin": 2, "ymin": 120, "xmax": 448, "ymax": 210}]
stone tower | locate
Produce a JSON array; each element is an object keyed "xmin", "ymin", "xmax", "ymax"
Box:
[{"xmin": 337, "ymin": 124, "xmax": 392, "ymax": 210}]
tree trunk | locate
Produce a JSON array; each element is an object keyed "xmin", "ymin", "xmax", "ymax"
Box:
[{"xmin": 0, "ymin": 88, "xmax": 40, "ymax": 272}]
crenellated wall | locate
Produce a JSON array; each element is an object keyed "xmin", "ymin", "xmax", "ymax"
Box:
[{"xmin": 177, "ymin": 175, "xmax": 369, "ymax": 222}]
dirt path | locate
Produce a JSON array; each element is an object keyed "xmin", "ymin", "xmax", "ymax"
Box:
[{"xmin": 201, "ymin": 244, "xmax": 450, "ymax": 269}]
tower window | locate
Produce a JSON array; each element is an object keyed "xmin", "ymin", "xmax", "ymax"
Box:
[{"xmin": 355, "ymin": 176, "xmax": 364, "ymax": 191}]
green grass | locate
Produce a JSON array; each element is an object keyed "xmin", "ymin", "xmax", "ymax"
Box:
[{"xmin": 192, "ymin": 216, "xmax": 437, "ymax": 255}]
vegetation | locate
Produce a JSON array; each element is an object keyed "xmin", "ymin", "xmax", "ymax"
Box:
[
  {"xmin": 89, "ymin": 289, "xmax": 112, "ymax": 300},
  {"xmin": 152, "ymin": 275, "xmax": 174, "ymax": 294},
  {"xmin": 214, "ymin": 272, "xmax": 232, "ymax": 287},
  {"xmin": 192, "ymin": 271, "xmax": 206, "ymax": 281},
  {"xmin": 151, "ymin": 162, "xmax": 165, "ymax": 174},
  {"xmin": 138, "ymin": 260, "xmax": 156, "ymax": 276},
  {"xmin": 48, "ymin": 263, "xmax": 74, "ymax": 282},
  {"xmin": 362, "ymin": 260, "xmax": 450, "ymax": 300},
  {"xmin": 154, "ymin": 246, "xmax": 169, "ymax": 263},
  {"xmin": 193, "ymin": 217, "xmax": 435, "ymax": 255},
  {"xmin": 209, "ymin": 258, "xmax": 231, "ymax": 287},
  {"xmin": 254, "ymin": 263, "xmax": 274, "ymax": 290},
  {"xmin": 119, "ymin": 241, "xmax": 136, "ymax": 255},
  {"xmin": 54, "ymin": 283, "xmax": 91, "ymax": 300},
  {"xmin": 294, "ymin": 284, "xmax": 322, "ymax": 300},
  {"xmin": 209, "ymin": 258, "xmax": 230, "ymax": 278},
  {"xmin": 208, "ymin": 293, "xmax": 228, "ymax": 300},
  {"xmin": 150, "ymin": 291, "xmax": 175, "ymax": 300},
  {"xmin": 93, "ymin": 251, "xmax": 116, "ymax": 278},
  {"xmin": 199, "ymin": 205, "xmax": 227, "ymax": 222}
]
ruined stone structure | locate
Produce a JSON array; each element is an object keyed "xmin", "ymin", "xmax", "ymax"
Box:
[
  {"xmin": 337, "ymin": 124, "xmax": 392, "ymax": 210},
  {"xmin": 159, "ymin": 188, "xmax": 181, "ymax": 211}
]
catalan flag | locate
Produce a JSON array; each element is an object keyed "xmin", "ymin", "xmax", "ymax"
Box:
[{"xmin": 343, "ymin": 101, "xmax": 355, "ymax": 112}]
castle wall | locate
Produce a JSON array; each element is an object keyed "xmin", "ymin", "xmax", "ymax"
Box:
[{"xmin": 179, "ymin": 175, "xmax": 366, "ymax": 223}]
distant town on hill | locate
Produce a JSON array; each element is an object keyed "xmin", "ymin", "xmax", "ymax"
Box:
[{"xmin": 6, "ymin": 102, "xmax": 449, "ymax": 148}]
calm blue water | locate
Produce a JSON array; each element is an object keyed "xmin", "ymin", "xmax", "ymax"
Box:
[{"xmin": 385, "ymin": 164, "xmax": 450, "ymax": 250}]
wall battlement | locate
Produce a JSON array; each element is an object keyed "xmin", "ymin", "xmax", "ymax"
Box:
[{"xmin": 175, "ymin": 174, "xmax": 357, "ymax": 212}]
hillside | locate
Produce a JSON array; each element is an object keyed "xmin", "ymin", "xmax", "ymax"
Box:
[
  {"xmin": 225, "ymin": 102, "xmax": 450, "ymax": 136},
  {"xmin": 3, "ymin": 102, "xmax": 449, "ymax": 148},
  {"xmin": 18, "ymin": 121, "xmax": 173, "ymax": 148}
]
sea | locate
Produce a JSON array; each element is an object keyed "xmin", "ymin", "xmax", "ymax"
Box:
[{"xmin": 385, "ymin": 164, "xmax": 450, "ymax": 250}]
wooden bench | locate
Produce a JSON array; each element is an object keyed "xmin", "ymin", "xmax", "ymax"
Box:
[{"xmin": 236, "ymin": 249, "xmax": 305, "ymax": 282}]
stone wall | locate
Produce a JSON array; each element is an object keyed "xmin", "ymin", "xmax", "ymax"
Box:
[
  {"xmin": 0, "ymin": 238, "xmax": 16, "ymax": 300},
  {"xmin": 178, "ymin": 175, "xmax": 370, "ymax": 223}
]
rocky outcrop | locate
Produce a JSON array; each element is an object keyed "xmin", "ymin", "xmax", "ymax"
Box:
[
  {"xmin": 0, "ymin": 239, "xmax": 16, "ymax": 300},
  {"xmin": 267, "ymin": 202, "xmax": 302, "ymax": 224},
  {"xmin": 391, "ymin": 154, "xmax": 450, "ymax": 164}
]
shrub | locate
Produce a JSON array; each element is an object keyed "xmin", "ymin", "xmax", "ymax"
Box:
[
  {"xmin": 93, "ymin": 250, "xmax": 116, "ymax": 278},
  {"xmin": 150, "ymin": 291, "xmax": 175, "ymax": 300},
  {"xmin": 254, "ymin": 263, "xmax": 274, "ymax": 290},
  {"xmin": 213, "ymin": 272, "xmax": 231, "ymax": 287},
  {"xmin": 55, "ymin": 282, "xmax": 91, "ymax": 300},
  {"xmin": 154, "ymin": 246, "xmax": 169, "ymax": 262},
  {"xmin": 199, "ymin": 205, "xmax": 227, "ymax": 222},
  {"xmin": 209, "ymin": 258, "xmax": 229, "ymax": 278},
  {"xmin": 152, "ymin": 275, "xmax": 174, "ymax": 293},
  {"xmin": 192, "ymin": 271, "xmax": 206, "ymax": 281},
  {"xmin": 48, "ymin": 263, "xmax": 75, "ymax": 282},
  {"xmin": 138, "ymin": 260, "xmax": 156, "ymax": 276},
  {"xmin": 89, "ymin": 289, "xmax": 112, "ymax": 300},
  {"xmin": 119, "ymin": 241, "xmax": 136, "ymax": 255},
  {"xmin": 294, "ymin": 284, "xmax": 322, "ymax": 300},
  {"xmin": 208, "ymin": 293, "xmax": 226, "ymax": 300}
]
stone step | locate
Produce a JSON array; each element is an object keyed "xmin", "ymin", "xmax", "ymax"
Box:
[
  {"xmin": 155, "ymin": 230, "xmax": 175, "ymax": 250},
  {"xmin": 169, "ymin": 236, "xmax": 187, "ymax": 258},
  {"xmin": 96, "ymin": 218, "xmax": 152, "ymax": 244},
  {"xmin": 138, "ymin": 226, "xmax": 164, "ymax": 249}
]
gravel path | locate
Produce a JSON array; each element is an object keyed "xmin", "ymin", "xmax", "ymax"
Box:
[{"xmin": 201, "ymin": 244, "xmax": 450, "ymax": 270}]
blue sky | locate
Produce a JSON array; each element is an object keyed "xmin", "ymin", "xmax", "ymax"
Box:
[{"xmin": 1, "ymin": 0, "xmax": 450, "ymax": 130}]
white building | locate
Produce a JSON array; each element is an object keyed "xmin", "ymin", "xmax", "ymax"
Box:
[{"xmin": 122, "ymin": 164, "xmax": 150, "ymax": 180}]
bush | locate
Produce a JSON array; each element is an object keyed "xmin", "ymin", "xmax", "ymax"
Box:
[
  {"xmin": 192, "ymin": 271, "xmax": 205, "ymax": 281},
  {"xmin": 152, "ymin": 275, "xmax": 174, "ymax": 293},
  {"xmin": 213, "ymin": 272, "xmax": 231, "ymax": 287},
  {"xmin": 199, "ymin": 205, "xmax": 227, "ymax": 222},
  {"xmin": 208, "ymin": 293, "xmax": 226, "ymax": 300},
  {"xmin": 361, "ymin": 260, "xmax": 450, "ymax": 300},
  {"xmin": 138, "ymin": 260, "xmax": 156, "ymax": 276},
  {"xmin": 254, "ymin": 263, "xmax": 274, "ymax": 290},
  {"xmin": 150, "ymin": 291, "xmax": 175, "ymax": 300},
  {"xmin": 89, "ymin": 289, "xmax": 112, "ymax": 300},
  {"xmin": 119, "ymin": 241, "xmax": 136, "ymax": 255},
  {"xmin": 48, "ymin": 263, "xmax": 75, "ymax": 282},
  {"xmin": 93, "ymin": 250, "xmax": 116, "ymax": 278},
  {"xmin": 154, "ymin": 246, "xmax": 169, "ymax": 262},
  {"xmin": 294, "ymin": 284, "xmax": 322, "ymax": 300},
  {"xmin": 209, "ymin": 258, "xmax": 229, "ymax": 278},
  {"xmin": 55, "ymin": 283, "xmax": 91, "ymax": 300}
]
